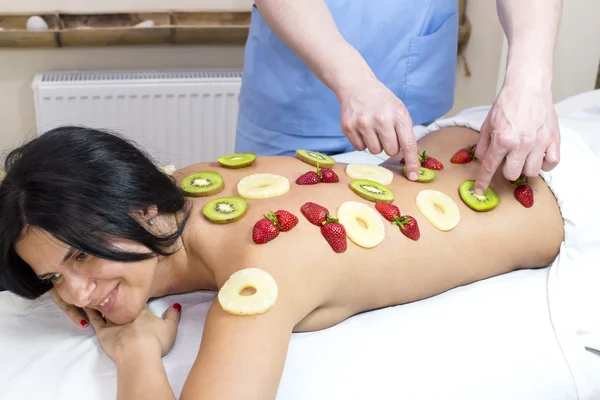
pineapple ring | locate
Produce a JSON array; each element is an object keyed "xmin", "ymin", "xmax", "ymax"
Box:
[
  {"xmin": 337, "ymin": 201, "xmax": 385, "ymax": 248},
  {"xmin": 218, "ymin": 268, "xmax": 278, "ymax": 316},
  {"xmin": 415, "ymin": 189, "xmax": 460, "ymax": 231},
  {"xmin": 237, "ymin": 173, "xmax": 290, "ymax": 199}
]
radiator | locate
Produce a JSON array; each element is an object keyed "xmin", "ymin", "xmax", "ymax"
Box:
[{"xmin": 32, "ymin": 69, "xmax": 243, "ymax": 168}]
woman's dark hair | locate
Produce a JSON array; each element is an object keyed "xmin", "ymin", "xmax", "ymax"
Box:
[{"xmin": 0, "ymin": 126, "xmax": 190, "ymax": 299}]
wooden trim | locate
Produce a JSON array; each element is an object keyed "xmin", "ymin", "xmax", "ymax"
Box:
[{"xmin": 0, "ymin": 11, "xmax": 251, "ymax": 47}]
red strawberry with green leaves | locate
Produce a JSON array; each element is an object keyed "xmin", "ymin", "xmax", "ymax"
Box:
[
  {"xmin": 252, "ymin": 217, "xmax": 280, "ymax": 244},
  {"xmin": 419, "ymin": 151, "xmax": 444, "ymax": 170},
  {"xmin": 301, "ymin": 202, "xmax": 329, "ymax": 226},
  {"xmin": 274, "ymin": 210, "xmax": 298, "ymax": 232},
  {"xmin": 319, "ymin": 167, "xmax": 339, "ymax": 183},
  {"xmin": 375, "ymin": 202, "xmax": 401, "ymax": 223},
  {"xmin": 396, "ymin": 215, "xmax": 420, "ymax": 241},
  {"xmin": 296, "ymin": 171, "xmax": 320, "ymax": 185},
  {"xmin": 450, "ymin": 144, "xmax": 477, "ymax": 164},
  {"xmin": 321, "ymin": 215, "xmax": 347, "ymax": 253},
  {"xmin": 512, "ymin": 176, "xmax": 534, "ymax": 208}
]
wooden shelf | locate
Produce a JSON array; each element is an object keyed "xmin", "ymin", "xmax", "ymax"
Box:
[{"xmin": 0, "ymin": 11, "xmax": 251, "ymax": 48}]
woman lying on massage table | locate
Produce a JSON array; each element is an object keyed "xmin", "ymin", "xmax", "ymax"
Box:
[{"xmin": 0, "ymin": 125, "xmax": 564, "ymax": 399}]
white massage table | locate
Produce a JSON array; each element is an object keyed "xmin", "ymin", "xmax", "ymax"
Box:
[{"xmin": 1, "ymin": 90, "xmax": 600, "ymax": 399}]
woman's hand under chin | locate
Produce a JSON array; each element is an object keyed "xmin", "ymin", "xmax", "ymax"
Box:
[
  {"xmin": 84, "ymin": 304, "xmax": 182, "ymax": 362},
  {"xmin": 50, "ymin": 287, "xmax": 89, "ymax": 328}
]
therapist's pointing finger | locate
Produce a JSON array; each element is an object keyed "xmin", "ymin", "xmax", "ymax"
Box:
[
  {"xmin": 396, "ymin": 121, "xmax": 419, "ymax": 181},
  {"xmin": 474, "ymin": 143, "xmax": 507, "ymax": 195}
]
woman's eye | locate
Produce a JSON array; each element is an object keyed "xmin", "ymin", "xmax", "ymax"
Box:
[
  {"xmin": 75, "ymin": 252, "xmax": 88, "ymax": 262},
  {"xmin": 50, "ymin": 273, "xmax": 62, "ymax": 282}
]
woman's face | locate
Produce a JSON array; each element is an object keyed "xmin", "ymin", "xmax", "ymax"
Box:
[{"xmin": 14, "ymin": 226, "xmax": 159, "ymax": 325}]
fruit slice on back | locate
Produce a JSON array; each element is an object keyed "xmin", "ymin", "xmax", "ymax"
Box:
[
  {"xmin": 403, "ymin": 166, "xmax": 436, "ymax": 182},
  {"xmin": 237, "ymin": 173, "xmax": 290, "ymax": 199},
  {"xmin": 458, "ymin": 180, "xmax": 499, "ymax": 212},
  {"xmin": 295, "ymin": 149, "xmax": 335, "ymax": 168},
  {"xmin": 180, "ymin": 171, "xmax": 224, "ymax": 197},
  {"xmin": 336, "ymin": 201, "xmax": 385, "ymax": 248},
  {"xmin": 345, "ymin": 164, "xmax": 394, "ymax": 185},
  {"xmin": 349, "ymin": 179, "xmax": 395, "ymax": 203},
  {"xmin": 202, "ymin": 196, "xmax": 248, "ymax": 224},
  {"xmin": 158, "ymin": 164, "xmax": 177, "ymax": 176},
  {"xmin": 415, "ymin": 189, "xmax": 460, "ymax": 231},
  {"xmin": 218, "ymin": 267, "xmax": 278, "ymax": 316},
  {"xmin": 217, "ymin": 153, "xmax": 257, "ymax": 168}
]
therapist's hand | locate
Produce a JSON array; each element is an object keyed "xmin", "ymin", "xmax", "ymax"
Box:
[
  {"xmin": 85, "ymin": 304, "xmax": 181, "ymax": 362},
  {"xmin": 338, "ymin": 75, "xmax": 421, "ymax": 181},
  {"xmin": 473, "ymin": 85, "xmax": 560, "ymax": 195}
]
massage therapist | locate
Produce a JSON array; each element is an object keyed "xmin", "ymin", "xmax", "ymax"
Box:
[{"xmin": 234, "ymin": 0, "xmax": 563, "ymax": 195}]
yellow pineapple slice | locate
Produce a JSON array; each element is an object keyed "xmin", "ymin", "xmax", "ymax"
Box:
[
  {"xmin": 218, "ymin": 268, "xmax": 278, "ymax": 316},
  {"xmin": 415, "ymin": 189, "xmax": 460, "ymax": 231},
  {"xmin": 237, "ymin": 173, "xmax": 290, "ymax": 199},
  {"xmin": 336, "ymin": 201, "xmax": 386, "ymax": 248}
]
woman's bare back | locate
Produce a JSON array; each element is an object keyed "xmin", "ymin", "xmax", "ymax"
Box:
[{"xmin": 174, "ymin": 126, "xmax": 564, "ymax": 332}]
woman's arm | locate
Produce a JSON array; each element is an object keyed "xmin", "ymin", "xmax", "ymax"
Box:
[
  {"xmin": 114, "ymin": 342, "xmax": 175, "ymax": 400},
  {"xmin": 85, "ymin": 305, "xmax": 181, "ymax": 400},
  {"xmin": 180, "ymin": 299, "xmax": 296, "ymax": 400}
]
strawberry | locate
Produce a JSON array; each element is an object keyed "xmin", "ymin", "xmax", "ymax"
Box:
[
  {"xmin": 301, "ymin": 202, "xmax": 329, "ymax": 226},
  {"xmin": 321, "ymin": 216, "xmax": 347, "ymax": 253},
  {"xmin": 395, "ymin": 215, "xmax": 420, "ymax": 241},
  {"xmin": 296, "ymin": 171, "xmax": 320, "ymax": 185},
  {"xmin": 512, "ymin": 176, "xmax": 534, "ymax": 208},
  {"xmin": 375, "ymin": 202, "xmax": 401, "ymax": 223},
  {"xmin": 399, "ymin": 157, "xmax": 405, "ymax": 164},
  {"xmin": 450, "ymin": 144, "xmax": 477, "ymax": 164},
  {"xmin": 274, "ymin": 210, "xmax": 298, "ymax": 232},
  {"xmin": 319, "ymin": 168, "xmax": 339, "ymax": 183},
  {"xmin": 419, "ymin": 151, "xmax": 444, "ymax": 170},
  {"xmin": 252, "ymin": 217, "xmax": 280, "ymax": 244}
]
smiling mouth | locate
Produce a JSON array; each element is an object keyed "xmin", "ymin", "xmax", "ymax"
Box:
[
  {"xmin": 94, "ymin": 284, "xmax": 119, "ymax": 313},
  {"xmin": 98, "ymin": 293, "xmax": 112, "ymax": 307}
]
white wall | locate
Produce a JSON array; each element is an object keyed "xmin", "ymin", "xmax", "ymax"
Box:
[{"xmin": 0, "ymin": 46, "xmax": 246, "ymax": 152}]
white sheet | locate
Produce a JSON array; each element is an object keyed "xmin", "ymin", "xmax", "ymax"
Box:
[{"xmin": 2, "ymin": 90, "xmax": 600, "ymax": 400}]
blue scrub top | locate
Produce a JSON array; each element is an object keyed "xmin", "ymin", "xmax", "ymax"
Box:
[{"xmin": 235, "ymin": 0, "xmax": 459, "ymax": 156}]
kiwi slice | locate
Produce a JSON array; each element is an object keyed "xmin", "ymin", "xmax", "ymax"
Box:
[
  {"xmin": 181, "ymin": 171, "xmax": 224, "ymax": 197},
  {"xmin": 295, "ymin": 149, "xmax": 335, "ymax": 168},
  {"xmin": 349, "ymin": 179, "xmax": 395, "ymax": 203},
  {"xmin": 403, "ymin": 166, "xmax": 436, "ymax": 182},
  {"xmin": 202, "ymin": 196, "xmax": 248, "ymax": 224},
  {"xmin": 458, "ymin": 180, "xmax": 499, "ymax": 212},
  {"xmin": 217, "ymin": 152, "xmax": 257, "ymax": 169}
]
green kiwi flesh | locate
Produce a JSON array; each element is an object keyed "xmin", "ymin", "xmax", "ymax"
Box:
[
  {"xmin": 180, "ymin": 171, "xmax": 224, "ymax": 197},
  {"xmin": 202, "ymin": 196, "xmax": 248, "ymax": 224},
  {"xmin": 295, "ymin": 149, "xmax": 335, "ymax": 168},
  {"xmin": 217, "ymin": 152, "xmax": 257, "ymax": 168},
  {"xmin": 349, "ymin": 179, "xmax": 395, "ymax": 203},
  {"xmin": 458, "ymin": 180, "xmax": 499, "ymax": 212},
  {"xmin": 403, "ymin": 166, "xmax": 436, "ymax": 182}
]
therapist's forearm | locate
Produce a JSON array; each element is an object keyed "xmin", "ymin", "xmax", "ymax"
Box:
[
  {"xmin": 253, "ymin": 0, "xmax": 375, "ymax": 100},
  {"xmin": 115, "ymin": 346, "xmax": 175, "ymax": 400},
  {"xmin": 497, "ymin": 0, "xmax": 562, "ymax": 90}
]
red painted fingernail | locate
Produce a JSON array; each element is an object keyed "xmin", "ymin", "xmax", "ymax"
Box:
[
  {"xmin": 173, "ymin": 303, "xmax": 182, "ymax": 312},
  {"xmin": 80, "ymin": 319, "xmax": 88, "ymax": 327}
]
